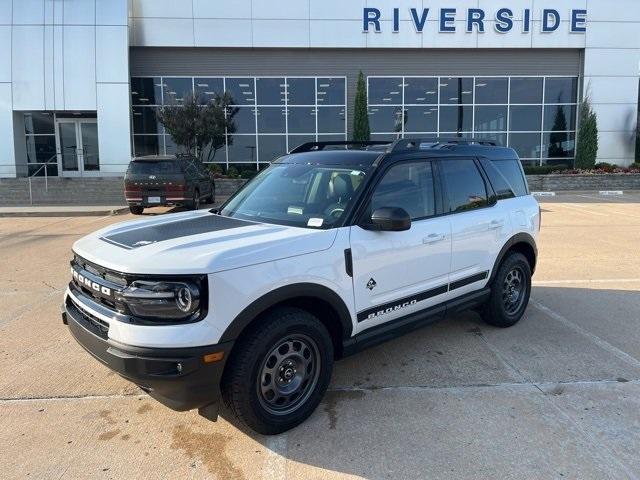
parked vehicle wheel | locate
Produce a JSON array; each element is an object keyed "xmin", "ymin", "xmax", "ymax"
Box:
[
  {"xmin": 222, "ymin": 307, "xmax": 334, "ymax": 435},
  {"xmin": 481, "ymin": 252, "xmax": 531, "ymax": 328},
  {"xmin": 129, "ymin": 206, "xmax": 144, "ymax": 215},
  {"xmin": 188, "ymin": 189, "xmax": 200, "ymax": 210}
]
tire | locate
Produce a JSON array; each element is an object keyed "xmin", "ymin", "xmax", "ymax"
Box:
[
  {"xmin": 129, "ymin": 206, "xmax": 144, "ymax": 215},
  {"xmin": 188, "ymin": 189, "xmax": 200, "ymax": 210},
  {"xmin": 481, "ymin": 252, "xmax": 532, "ymax": 328},
  {"xmin": 222, "ymin": 307, "xmax": 334, "ymax": 435},
  {"xmin": 208, "ymin": 183, "xmax": 216, "ymax": 204}
]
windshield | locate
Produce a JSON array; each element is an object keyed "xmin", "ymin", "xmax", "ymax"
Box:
[
  {"xmin": 128, "ymin": 161, "xmax": 183, "ymax": 175},
  {"xmin": 220, "ymin": 164, "xmax": 368, "ymax": 229}
]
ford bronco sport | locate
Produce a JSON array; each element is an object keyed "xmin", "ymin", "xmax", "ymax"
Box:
[{"xmin": 63, "ymin": 138, "xmax": 539, "ymax": 434}]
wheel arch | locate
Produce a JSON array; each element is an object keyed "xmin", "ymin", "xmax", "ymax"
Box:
[
  {"xmin": 489, "ymin": 233, "xmax": 537, "ymax": 283},
  {"xmin": 218, "ymin": 283, "xmax": 354, "ymax": 358}
]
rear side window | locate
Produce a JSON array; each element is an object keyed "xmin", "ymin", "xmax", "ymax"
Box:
[
  {"xmin": 129, "ymin": 161, "xmax": 183, "ymax": 175},
  {"xmin": 479, "ymin": 159, "xmax": 515, "ymax": 200},
  {"xmin": 440, "ymin": 159, "xmax": 488, "ymax": 213},
  {"xmin": 491, "ymin": 159, "xmax": 528, "ymax": 196}
]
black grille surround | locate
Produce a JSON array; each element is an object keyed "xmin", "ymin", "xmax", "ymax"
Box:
[
  {"xmin": 70, "ymin": 254, "xmax": 209, "ymax": 325},
  {"xmin": 66, "ymin": 294, "xmax": 110, "ymax": 340}
]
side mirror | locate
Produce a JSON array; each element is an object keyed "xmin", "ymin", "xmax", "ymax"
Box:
[{"xmin": 365, "ymin": 207, "xmax": 411, "ymax": 232}]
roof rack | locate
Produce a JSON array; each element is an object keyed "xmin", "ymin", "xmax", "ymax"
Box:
[
  {"xmin": 390, "ymin": 137, "xmax": 497, "ymax": 152},
  {"xmin": 289, "ymin": 141, "xmax": 390, "ymax": 154}
]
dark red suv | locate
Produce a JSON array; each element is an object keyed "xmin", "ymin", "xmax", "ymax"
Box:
[{"xmin": 124, "ymin": 155, "xmax": 216, "ymax": 214}]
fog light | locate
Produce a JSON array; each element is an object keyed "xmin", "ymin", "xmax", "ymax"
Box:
[{"xmin": 176, "ymin": 362, "xmax": 183, "ymax": 373}]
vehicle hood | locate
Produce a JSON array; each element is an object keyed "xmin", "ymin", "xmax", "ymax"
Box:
[{"xmin": 72, "ymin": 210, "xmax": 338, "ymax": 274}]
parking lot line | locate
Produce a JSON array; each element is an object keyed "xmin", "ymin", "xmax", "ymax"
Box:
[
  {"xmin": 549, "ymin": 203, "xmax": 610, "ymax": 216},
  {"xmin": 533, "ymin": 278, "xmax": 640, "ymax": 285},
  {"xmin": 531, "ymin": 300, "xmax": 640, "ymax": 369}
]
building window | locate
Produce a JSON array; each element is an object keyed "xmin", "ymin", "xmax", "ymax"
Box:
[
  {"xmin": 368, "ymin": 75, "xmax": 579, "ymax": 167},
  {"xmin": 24, "ymin": 112, "xmax": 57, "ymax": 176},
  {"xmin": 130, "ymin": 76, "xmax": 348, "ymax": 168}
]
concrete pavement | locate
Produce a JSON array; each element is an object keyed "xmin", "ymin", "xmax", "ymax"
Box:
[{"xmin": 1, "ymin": 195, "xmax": 640, "ymax": 479}]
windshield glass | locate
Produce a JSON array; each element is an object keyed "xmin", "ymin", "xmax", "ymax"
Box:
[
  {"xmin": 129, "ymin": 161, "xmax": 183, "ymax": 175},
  {"xmin": 220, "ymin": 164, "xmax": 368, "ymax": 229}
]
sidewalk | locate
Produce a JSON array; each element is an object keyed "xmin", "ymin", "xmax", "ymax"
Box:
[{"xmin": 0, "ymin": 205, "xmax": 129, "ymax": 217}]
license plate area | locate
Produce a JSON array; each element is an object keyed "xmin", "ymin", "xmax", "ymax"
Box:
[{"xmin": 147, "ymin": 196, "xmax": 161, "ymax": 204}]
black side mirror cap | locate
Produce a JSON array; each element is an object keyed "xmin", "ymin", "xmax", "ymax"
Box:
[{"xmin": 363, "ymin": 207, "xmax": 412, "ymax": 232}]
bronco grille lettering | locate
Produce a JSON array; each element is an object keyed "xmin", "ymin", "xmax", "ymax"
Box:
[{"xmin": 71, "ymin": 267, "xmax": 112, "ymax": 297}]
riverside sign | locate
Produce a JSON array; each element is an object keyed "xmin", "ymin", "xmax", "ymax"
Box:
[{"xmin": 363, "ymin": 7, "xmax": 587, "ymax": 34}]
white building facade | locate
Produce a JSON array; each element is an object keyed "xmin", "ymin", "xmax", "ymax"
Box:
[{"xmin": 0, "ymin": 0, "xmax": 638, "ymax": 178}]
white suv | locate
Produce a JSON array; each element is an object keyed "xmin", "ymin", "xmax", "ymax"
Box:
[{"xmin": 63, "ymin": 138, "xmax": 539, "ymax": 434}]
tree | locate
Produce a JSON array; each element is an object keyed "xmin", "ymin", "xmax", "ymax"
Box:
[
  {"xmin": 352, "ymin": 71, "xmax": 370, "ymax": 142},
  {"xmin": 575, "ymin": 94, "xmax": 598, "ymax": 169},
  {"xmin": 157, "ymin": 92, "xmax": 238, "ymax": 163}
]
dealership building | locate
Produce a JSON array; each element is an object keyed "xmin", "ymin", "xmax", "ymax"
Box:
[{"xmin": 0, "ymin": 0, "xmax": 638, "ymax": 179}]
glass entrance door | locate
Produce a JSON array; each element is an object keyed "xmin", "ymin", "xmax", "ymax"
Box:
[{"xmin": 56, "ymin": 120, "xmax": 100, "ymax": 176}]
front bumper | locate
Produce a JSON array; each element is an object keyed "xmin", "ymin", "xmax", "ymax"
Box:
[{"xmin": 63, "ymin": 294, "xmax": 233, "ymax": 415}]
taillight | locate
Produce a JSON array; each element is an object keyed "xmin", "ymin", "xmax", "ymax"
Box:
[
  {"xmin": 165, "ymin": 183, "xmax": 186, "ymax": 193},
  {"xmin": 124, "ymin": 181, "xmax": 142, "ymax": 193}
]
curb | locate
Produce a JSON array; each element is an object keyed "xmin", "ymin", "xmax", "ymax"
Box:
[{"xmin": 0, "ymin": 207, "xmax": 129, "ymax": 218}]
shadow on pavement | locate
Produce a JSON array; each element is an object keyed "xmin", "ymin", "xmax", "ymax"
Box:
[{"xmin": 215, "ymin": 286, "xmax": 640, "ymax": 479}]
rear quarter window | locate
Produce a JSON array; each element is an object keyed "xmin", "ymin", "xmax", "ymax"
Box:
[{"xmin": 490, "ymin": 159, "xmax": 528, "ymax": 197}]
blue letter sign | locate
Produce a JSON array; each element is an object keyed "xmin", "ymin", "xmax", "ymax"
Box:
[
  {"xmin": 362, "ymin": 7, "xmax": 587, "ymax": 34},
  {"xmin": 363, "ymin": 7, "xmax": 381, "ymax": 32}
]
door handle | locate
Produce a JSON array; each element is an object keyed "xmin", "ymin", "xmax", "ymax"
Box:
[
  {"xmin": 423, "ymin": 233, "xmax": 445, "ymax": 244},
  {"xmin": 488, "ymin": 219, "xmax": 505, "ymax": 230}
]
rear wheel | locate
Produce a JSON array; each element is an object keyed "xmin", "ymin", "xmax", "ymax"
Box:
[
  {"xmin": 481, "ymin": 252, "xmax": 531, "ymax": 328},
  {"xmin": 222, "ymin": 307, "xmax": 334, "ymax": 435},
  {"xmin": 188, "ymin": 189, "xmax": 200, "ymax": 210},
  {"xmin": 129, "ymin": 206, "xmax": 144, "ymax": 215}
]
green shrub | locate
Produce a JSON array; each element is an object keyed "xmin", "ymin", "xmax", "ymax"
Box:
[
  {"xmin": 523, "ymin": 165, "xmax": 569, "ymax": 175},
  {"xmin": 226, "ymin": 166, "xmax": 239, "ymax": 178},
  {"xmin": 594, "ymin": 162, "xmax": 616, "ymax": 172},
  {"xmin": 575, "ymin": 95, "xmax": 598, "ymax": 169},
  {"xmin": 207, "ymin": 163, "xmax": 223, "ymax": 176},
  {"xmin": 240, "ymin": 169, "xmax": 257, "ymax": 179}
]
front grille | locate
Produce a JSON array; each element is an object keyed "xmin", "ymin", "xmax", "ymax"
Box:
[
  {"xmin": 71, "ymin": 255, "xmax": 127, "ymax": 313},
  {"xmin": 74, "ymin": 255, "xmax": 127, "ymax": 288},
  {"xmin": 67, "ymin": 296, "xmax": 109, "ymax": 340}
]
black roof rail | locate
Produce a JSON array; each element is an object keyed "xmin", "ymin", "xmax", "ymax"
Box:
[
  {"xmin": 390, "ymin": 137, "xmax": 498, "ymax": 152},
  {"xmin": 289, "ymin": 140, "xmax": 390, "ymax": 154}
]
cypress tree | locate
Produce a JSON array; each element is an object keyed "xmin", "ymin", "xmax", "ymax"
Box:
[
  {"xmin": 575, "ymin": 95, "xmax": 598, "ymax": 169},
  {"xmin": 353, "ymin": 71, "xmax": 371, "ymax": 142}
]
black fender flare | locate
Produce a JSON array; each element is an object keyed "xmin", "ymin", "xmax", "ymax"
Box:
[
  {"xmin": 488, "ymin": 232, "xmax": 538, "ymax": 283},
  {"xmin": 218, "ymin": 283, "xmax": 354, "ymax": 343}
]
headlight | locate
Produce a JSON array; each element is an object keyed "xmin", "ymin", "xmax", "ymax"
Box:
[{"xmin": 116, "ymin": 280, "xmax": 201, "ymax": 321}]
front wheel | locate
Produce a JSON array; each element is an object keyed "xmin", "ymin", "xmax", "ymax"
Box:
[
  {"xmin": 222, "ymin": 307, "xmax": 334, "ymax": 435},
  {"xmin": 481, "ymin": 252, "xmax": 532, "ymax": 328}
]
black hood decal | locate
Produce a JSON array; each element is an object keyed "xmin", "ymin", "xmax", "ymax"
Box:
[{"xmin": 101, "ymin": 214, "xmax": 254, "ymax": 249}]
